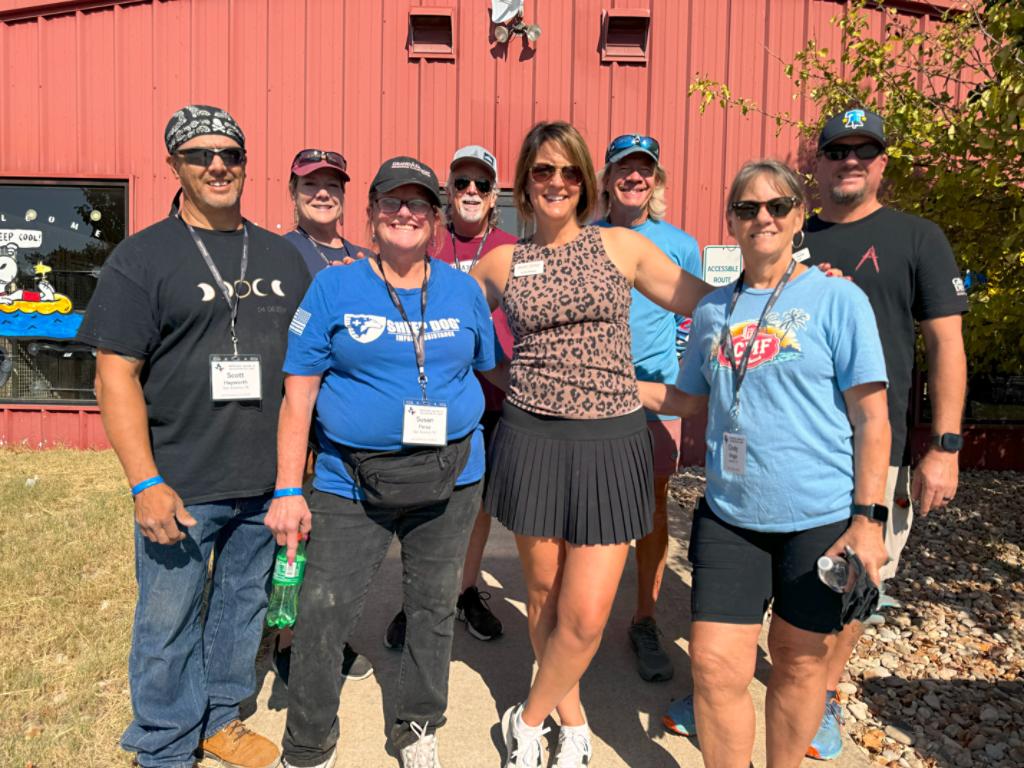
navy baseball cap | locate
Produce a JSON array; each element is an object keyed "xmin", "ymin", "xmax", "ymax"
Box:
[{"xmin": 818, "ymin": 108, "xmax": 886, "ymax": 149}]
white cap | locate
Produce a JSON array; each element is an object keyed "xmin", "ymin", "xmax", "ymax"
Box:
[{"xmin": 450, "ymin": 145, "xmax": 498, "ymax": 179}]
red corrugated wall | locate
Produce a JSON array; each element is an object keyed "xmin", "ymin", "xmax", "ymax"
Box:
[{"xmin": 3, "ymin": 0, "xmax": 978, "ymax": 461}]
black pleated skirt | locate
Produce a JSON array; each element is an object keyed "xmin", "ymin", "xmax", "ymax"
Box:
[{"xmin": 485, "ymin": 402, "xmax": 654, "ymax": 545}]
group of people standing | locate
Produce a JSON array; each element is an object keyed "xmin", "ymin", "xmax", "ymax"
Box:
[{"xmin": 77, "ymin": 101, "xmax": 967, "ymax": 768}]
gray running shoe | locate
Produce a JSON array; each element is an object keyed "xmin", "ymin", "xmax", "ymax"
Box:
[{"xmin": 628, "ymin": 617, "xmax": 674, "ymax": 682}]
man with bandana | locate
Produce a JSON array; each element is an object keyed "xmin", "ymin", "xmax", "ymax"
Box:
[{"xmin": 78, "ymin": 105, "xmax": 310, "ymax": 768}]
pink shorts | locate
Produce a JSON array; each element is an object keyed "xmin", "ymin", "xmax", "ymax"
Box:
[{"xmin": 646, "ymin": 418, "xmax": 682, "ymax": 478}]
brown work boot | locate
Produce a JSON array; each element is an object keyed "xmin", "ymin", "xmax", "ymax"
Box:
[{"xmin": 200, "ymin": 719, "xmax": 280, "ymax": 768}]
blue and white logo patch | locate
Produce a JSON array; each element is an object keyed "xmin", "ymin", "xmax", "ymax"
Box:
[
  {"xmin": 345, "ymin": 313, "xmax": 387, "ymax": 344},
  {"xmin": 843, "ymin": 109, "xmax": 866, "ymax": 129},
  {"xmin": 289, "ymin": 307, "xmax": 311, "ymax": 336}
]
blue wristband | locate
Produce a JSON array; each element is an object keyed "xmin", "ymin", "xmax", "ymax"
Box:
[
  {"xmin": 131, "ymin": 475, "xmax": 164, "ymax": 496},
  {"xmin": 273, "ymin": 487, "xmax": 304, "ymax": 499}
]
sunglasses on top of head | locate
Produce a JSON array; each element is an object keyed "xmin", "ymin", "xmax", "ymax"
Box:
[
  {"xmin": 292, "ymin": 149, "xmax": 348, "ymax": 172},
  {"xmin": 529, "ymin": 164, "xmax": 584, "ymax": 185},
  {"xmin": 730, "ymin": 196, "xmax": 801, "ymax": 220},
  {"xmin": 176, "ymin": 147, "xmax": 247, "ymax": 167},
  {"xmin": 376, "ymin": 196, "xmax": 434, "ymax": 217},
  {"xmin": 605, "ymin": 134, "xmax": 660, "ymax": 163},
  {"xmin": 452, "ymin": 177, "xmax": 493, "ymax": 194},
  {"xmin": 819, "ymin": 143, "xmax": 885, "ymax": 162}
]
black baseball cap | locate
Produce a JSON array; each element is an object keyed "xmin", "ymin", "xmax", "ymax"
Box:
[
  {"xmin": 370, "ymin": 156, "xmax": 442, "ymax": 206},
  {"xmin": 818, "ymin": 108, "xmax": 886, "ymax": 150}
]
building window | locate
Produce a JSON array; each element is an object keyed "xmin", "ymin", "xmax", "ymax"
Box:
[
  {"xmin": 408, "ymin": 8, "xmax": 455, "ymax": 60},
  {"xmin": 0, "ymin": 179, "xmax": 128, "ymax": 403},
  {"xmin": 600, "ymin": 9, "xmax": 651, "ymax": 64}
]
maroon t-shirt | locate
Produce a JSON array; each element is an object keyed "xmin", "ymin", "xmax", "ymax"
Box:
[{"xmin": 432, "ymin": 225, "xmax": 518, "ymax": 412}]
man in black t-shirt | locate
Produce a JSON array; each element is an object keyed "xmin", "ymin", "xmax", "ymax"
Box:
[
  {"xmin": 802, "ymin": 107, "xmax": 968, "ymax": 760},
  {"xmin": 78, "ymin": 105, "xmax": 309, "ymax": 768}
]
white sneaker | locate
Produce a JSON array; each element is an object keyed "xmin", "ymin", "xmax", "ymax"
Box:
[
  {"xmin": 554, "ymin": 724, "xmax": 593, "ymax": 767},
  {"xmin": 280, "ymin": 750, "xmax": 336, "ymax": 768},
  {"xmin": 501, "ymin": 703, "xmax": 549, "ymax": 768},
  {"xmin": 399, "ymin": 722, "xmax": 442, "ymax": 768}
]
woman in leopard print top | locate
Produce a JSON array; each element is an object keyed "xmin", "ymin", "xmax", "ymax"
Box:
[{"xmin": 471, "ymin": 121, "xmax": 710, "ymax": 766}]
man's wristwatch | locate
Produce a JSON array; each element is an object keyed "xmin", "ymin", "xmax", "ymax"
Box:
[
  {"xmin": 932, "ymin": 433, "xmax": 964, "ymax": 453},
  {"xmin": 851, "ymin": 503, "xmax": 889, "ymax": 524}
]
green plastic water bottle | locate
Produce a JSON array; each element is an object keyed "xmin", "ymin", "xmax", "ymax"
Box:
[{"xmin": 266, "ymin": 541, "xmax": 307, "ymax": 628}]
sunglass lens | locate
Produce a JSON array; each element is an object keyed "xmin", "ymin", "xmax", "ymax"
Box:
[
  {"xmin": 562, "ymin": 166, "xmax": 583, "ymax": 185},
  {"xmin": 855, "ymin": 144, "xmax": 882, "ymax": 160},
  {"xmin": 475, "ymin": 179, "xmax": 492, "ymax": 194},
  {"xmin": 453, "ymin": 178, "xmax": 471, "ymax": 191},
  {"xmin": 731, "ymin": 202, "xmax": 759, "ymax": 220},
  {"xmin": 531, "ymin": 164, "xmax": 556, "ymax": 182},
  {"xmin": 765, "ymin": 198, "xmax": 796, "ymax": 217},
  {"xmin": 220, "ymin": 149, "xmax": 245, "ymax": 166}
]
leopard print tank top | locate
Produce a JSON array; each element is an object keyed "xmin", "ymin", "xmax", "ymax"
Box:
[{"xmin": 503, "ymin": 225, "xmax": 640, "ymax": 418}]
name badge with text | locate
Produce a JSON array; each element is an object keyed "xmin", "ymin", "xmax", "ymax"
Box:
[
  {"xmin": 722, "ymin": 431, "xmax": 747, "ymax": 475},
  {"xmin": 513, "ymin": 260, "xmax": 545, "ymax": 277},
  {"xmin": 402, "ymin": 401, "xmax": 448, "ymax": 446},
  {"xmin": 210, "ymin": 355, "xmax": 262, "ymax": 401}
]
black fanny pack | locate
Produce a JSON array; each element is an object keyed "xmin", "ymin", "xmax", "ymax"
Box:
[{"xmin": 338, "ymin": 431, "xmax": 474, "ymax": 509}]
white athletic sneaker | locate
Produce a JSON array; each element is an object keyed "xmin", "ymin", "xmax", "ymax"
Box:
[
  {"xmin": 280, "ymin": 750, "xmax": 336, "ymax": 768},
  {"xmin": 399, "ymin": 722, "xmax": 442, "ymax": 768},
  {"xmin": 501, "ymin": 703, "xmax": 549, "ymax": 768},
  {"xmin": 554, "ymin": 724, "xmax": 593, "ymax": 767}
]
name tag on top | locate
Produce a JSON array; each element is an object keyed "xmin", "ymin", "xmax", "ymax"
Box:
[
  {"xmin": 402, "ymin": 401, "xmax": 448, "ymax": 446},
  {"xmin": 722, "ymin": 431, "xmax": 747, "ymax": 475},
  {"xmin": 513, "ymin": 260, "xmax": 544, "ymax": 277},
  {"xmin": 210, "ymin": 354, "xmax": 262, "ymax": 401}
]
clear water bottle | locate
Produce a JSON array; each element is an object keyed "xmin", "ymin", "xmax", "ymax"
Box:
[
  {"xmin": 817, "ymin": 553, "xmax": 851, "ymax": 593},
  {"xmin": 266, "ymin": 541, "xmax": 307, "ymax": 629}
]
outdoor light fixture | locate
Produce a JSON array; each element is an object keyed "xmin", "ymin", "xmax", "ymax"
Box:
[{"xmin": 491, "ymin": 0, "xmax": 541, "ymax": 44}]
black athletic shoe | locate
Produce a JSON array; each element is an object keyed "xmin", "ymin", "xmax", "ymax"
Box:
[
  {"xmin": 384, "ymin": 609, "xmax": 407, "ymax": 650},
  {"xmin": 457, "ymin": 586, "xmax": 503, "ymax": 640},
  {"xmin": 275, "ymin": 639, "xmax": 372, "ymax": 684}
]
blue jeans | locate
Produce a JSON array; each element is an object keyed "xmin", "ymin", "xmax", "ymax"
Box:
[
  {"xmin": 282, "ymin": 483, "xmax": 481, "ymax": 765},
  {"xmin": 122, "ymin": 494, "xmax": 275, "ymax": 768}
]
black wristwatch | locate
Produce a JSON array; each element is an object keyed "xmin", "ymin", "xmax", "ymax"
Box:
[
  {"xmin": 851, "ymin": 503, "xmax": 889, "ymax": 524},
  {"xmin": 932, "ymin": 433, "xmax": 963, "ymax": 453}
]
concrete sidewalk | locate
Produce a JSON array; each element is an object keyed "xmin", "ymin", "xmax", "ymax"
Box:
[{"xmin": 240, "ymin": 500, "xmax": 872, "ymax": 768}]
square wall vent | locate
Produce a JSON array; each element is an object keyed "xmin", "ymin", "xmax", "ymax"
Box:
[
  {"xmin": 601, "ymin": 9, "xmax": 651, "ymax": 64},
  {"xmin": 408, "ymin": 8, "xmax": 455, "ymax": 60}
]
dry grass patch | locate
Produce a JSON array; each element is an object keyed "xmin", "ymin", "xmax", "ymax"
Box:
[{"xmin": 0, "ymin": 448, "xmax": 135, "ymax": 767}]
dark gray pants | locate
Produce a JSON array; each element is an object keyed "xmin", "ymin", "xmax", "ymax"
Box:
[{"xmin": 281, "ymin": 482, "xmax": 481, "ymax": 765}]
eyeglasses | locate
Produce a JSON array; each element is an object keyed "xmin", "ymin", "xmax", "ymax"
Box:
[
  {"xmin": 530, "ymin": 164, "xmax": 584, "ymax": 186},
  {"xmin": 452, "ymin": 177, "xmax": 494, "ymax": 194},
  {"xmin": 605, "ymin": 134, "xmax": 660, "ymax": 163},
  {"xmin": 819, "ymin": 143, "xmax": 884, "ymax": 162},
  {"xmin": 729, "ymin": 196, "xmax": 801, "ymax": 220},
  {"xmin": 175, "ymin": 147, "xmax": 247, "ymax": 167},
  {"xmin": 292, "ymin": 149, "xmax": 348, "ymax": 173},
  {"xmin": 376, "ymin": 196, "xmax": 434, "ymax": 217}
]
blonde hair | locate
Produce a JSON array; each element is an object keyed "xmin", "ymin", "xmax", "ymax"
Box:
[
  {"xmin": 512, "ymin": 121, "xmax": 598, "ymax": 226},
  {"xmin": 596, "ymin": 162, "xmax": 668, "ymax": 222}
]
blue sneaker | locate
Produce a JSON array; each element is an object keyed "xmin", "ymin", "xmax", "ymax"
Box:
[
  {"xmin": 662, "ymin": 693, "xmax": 697, "ymax": 737},
  {"xmin": 807, "ymin": 692, "xmax": 843, "ymax": 760}
]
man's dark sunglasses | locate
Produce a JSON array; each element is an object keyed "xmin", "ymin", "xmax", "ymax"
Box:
[
  {"xmin": 176, "ymin": 147, "xmax": 247, "ymax": 167},
  {"xmin": 292, "ymin": 149, "xmax": 348, "ymax": 172},
  {"xmin": 453, "ymin": 177, "xmax": 493, "ymax": 194},
  {"xmin": 819, "ymin": 143, "xmax": 885, "ymax": 162},
  {"xmin": 730, "ymin": 196, "xmax": 801, "ymax": 220},
  {"xmin": 530, "ymin": 163, "xmax": 584, "ymax": 185},
  {"xmin": 605, "ymin": 134, "xmax": 660, "ymax": 163}
]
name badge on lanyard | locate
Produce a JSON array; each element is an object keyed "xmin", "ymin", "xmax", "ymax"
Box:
[
  {"xmin": 182, "ymin": 217, "xmax": 261, "ymax": 402},
  {"xmin": 722, "ymin": 432, "xmax": 748, "ymax": 475}
]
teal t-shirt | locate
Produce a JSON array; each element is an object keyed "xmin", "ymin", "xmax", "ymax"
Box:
[{"xmin": 677, "ymin": 267, "xmax": 887, "ymax": 532}]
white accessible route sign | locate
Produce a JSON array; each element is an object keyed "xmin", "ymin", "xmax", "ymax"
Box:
[{"xmin": 703, "ymin": 245, "xmax": 742, "ymax": 287}]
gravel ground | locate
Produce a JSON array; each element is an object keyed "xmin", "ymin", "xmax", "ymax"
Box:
[{"xmin": 667, "ymin": 469, "xmax": 1023, "ymax": 768}]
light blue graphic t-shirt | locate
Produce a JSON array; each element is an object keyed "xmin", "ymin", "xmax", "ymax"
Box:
[
  {"xmin": 677, "ymin": 267, "xmax": 887, "ymax": 532},
  {"xmin": 284, "ymin": 258, "xmax": 496, "ymax": 499},
  {"xmin": 596, "ymin": 218, "xmax": 701, "ymax": 420}
]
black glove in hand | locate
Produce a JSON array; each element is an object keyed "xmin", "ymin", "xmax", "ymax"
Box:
[{"xmin": 840, "ymin": 550, "xmax": 881, "ymax": 626}]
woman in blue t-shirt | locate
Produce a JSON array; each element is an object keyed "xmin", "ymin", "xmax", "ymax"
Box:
[
  {"xmin": 265, "ymin": 157, "xmax": 497, "ymax": 768},
  {"xmin": 640, "ymin": 160, "xmax": 891, "ymax": 768}
]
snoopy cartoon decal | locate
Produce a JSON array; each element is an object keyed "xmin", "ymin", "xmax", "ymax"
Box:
[{"xmin": 0, "ymin": 241, "xmax": 82, "ymax": 339}]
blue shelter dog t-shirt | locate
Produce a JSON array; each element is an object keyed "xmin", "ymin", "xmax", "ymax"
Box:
[{"xmin": 284, "ymin": 258, "xmax": 496, "ymax": 499}]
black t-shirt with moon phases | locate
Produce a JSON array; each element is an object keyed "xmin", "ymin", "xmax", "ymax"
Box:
[{"xmin": 78, "ymin": 216, "xmax": 310, "ymax": 505}]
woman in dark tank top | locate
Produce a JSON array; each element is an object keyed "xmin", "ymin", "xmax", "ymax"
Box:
[{"xmin": 470, "ymin": 121, "xmax": 711, "ymax": 767}]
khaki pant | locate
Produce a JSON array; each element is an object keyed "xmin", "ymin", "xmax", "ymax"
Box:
[{"xmin": 880, "ymin": 465, "xmax": 913, "ymax": 582}]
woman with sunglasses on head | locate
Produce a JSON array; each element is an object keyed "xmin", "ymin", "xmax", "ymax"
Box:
[
  {"xmin": 644, "ymin": 160, "xmax": 890, "ymax": 768},
  {"xmin": 469, "ymin": 121, "xmax": 710, "ymax": 768},
  {"xmin": 284, "ymin": 149, "xmax": 372, "ymax": 275},
  {"xmin": 273, "ymin": 148, "xmax": 374, "ymax": 689},
  {"xmin": 266, "ymin": 157, "xmax": 498, "ymax": 768}
]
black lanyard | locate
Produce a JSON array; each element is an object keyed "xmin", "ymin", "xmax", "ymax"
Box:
[
  {"xmin": 719, "ymin": 258, "xmax": 797, "ymax": 424},
  {"xmin": 375, "ymin": 254, "xmax": 430, "ymax": 401},
  {"xmin": 449, "ymin": 225, "xmax": 490, "ymax": 273},
  {"xmin": 182, "ymin": 217, "xmax": 248, "ymax": 356},
  {"xmin": 297, "ymin": 226, "xmax": 354, "ymax": 267}
]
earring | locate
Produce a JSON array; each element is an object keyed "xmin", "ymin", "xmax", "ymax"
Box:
[{"xmin": 793, "ymin": 230, "xmax": 806, "ymax": 250}]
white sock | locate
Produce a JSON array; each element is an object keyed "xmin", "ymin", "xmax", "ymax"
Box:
[
  {"xmin": 560, "ymin": 723, "xmax": 590, "ymax": 739},
  {"xmin": 516, "ymin": 711, "xmax": 545, "ymax": 735}
]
